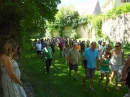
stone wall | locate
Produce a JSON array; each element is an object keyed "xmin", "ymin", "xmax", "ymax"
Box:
[
  {"xmin": 46, "ymin": 13, "xmax": 130, "ymax": 45},
  {"xmin": 46, "ymin": 23, "xmax": 96, "ymax": 41},
  {"xmin": 102, "ymin": 13, "xmax": 130, "ymax": 45}
]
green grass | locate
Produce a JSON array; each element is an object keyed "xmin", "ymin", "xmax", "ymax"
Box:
[{"xmin": 22, "ymin": 43, "xmax": 129, "ymax": 97}]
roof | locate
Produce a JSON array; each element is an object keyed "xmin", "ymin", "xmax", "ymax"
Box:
[
  {"xmin": 102, "ymin": 0, "xmax": 112, "ymax": 8},
  {"xmin": 74, "ymin": 0, "xmax": 101, "ymax": 16}
]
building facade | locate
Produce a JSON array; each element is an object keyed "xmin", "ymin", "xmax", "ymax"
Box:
[
  {"xmin": 74, "ymin": 0, "xmax": 101, "ymax": 16},
  {"xmin": 102, "ymin": 0, "xmax": 130, "ymax": 13}
]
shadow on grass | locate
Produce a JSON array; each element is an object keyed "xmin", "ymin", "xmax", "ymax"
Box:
[{"xmin": 23, "ymin": 44, "xmax": 128, "ymax": 97}]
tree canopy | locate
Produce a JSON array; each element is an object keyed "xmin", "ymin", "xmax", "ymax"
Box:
[
  {"xmin": 46, "ymin": 5, "xmax": 80, "ymax": 37},
  {"xmin": 0, "ymin": 0, "xmax": 61, "ymax": 52}
]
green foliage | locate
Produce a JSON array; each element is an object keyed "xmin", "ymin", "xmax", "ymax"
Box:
[
  {"xmin": 46, "ymin": 5, "xmax": 87, "ymax": 37},
  {"xmin": 104, "ymin": 8, "xmax": 117, "ymax": 19},
  {"xmin": 21, "ymin": 0, "xmax": 61, "ymax": 40},
  {"xmin": 78, "ymin": 16, "xmax": 87, "ymax": 24},
  {"xmin": 46, "ymin": 6, "xmax": 89, "ymax": 37},
  {"xmin": 0, "ymin": 0, "xmax": 23, "ymax": 52},
  {"xmin": 115, "ymin": 4, "xmax": 130, "ymax": 15},
  {"xmin": 87, "ymin": 15, "xmax": 93, "ymax": 23},
  {"xmin": 124, "ymin": 41, "xmax": 130, "ymax": 49},
  {"xmin": 91, "ymin": 15, "xmax": 103, "ymax": 37},
  {"xmin": 92, "ymin": 3, "xmax": 130, "ymax": 38},
  {"xmin": 103, "ymin": 3, "xmax": 130, "ymax": 19},
  {"xmin": 46, "ymin": 3, "xmax": 130, "ymax": 38},
  {"xmin": 0, "ymin": 0, "xmax": 61, "ymax": 52}
]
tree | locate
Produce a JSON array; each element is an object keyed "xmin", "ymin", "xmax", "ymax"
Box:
[
  {"xmin": 0, "ymin": 0, "xmax": 61, "ymax": 52},
  {"xmin": 46, "ymin": 5, "xmax": 79, "ymax": 37}
]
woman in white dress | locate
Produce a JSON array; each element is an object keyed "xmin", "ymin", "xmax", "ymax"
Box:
[
  {"xmin": 109, "ymin": 42, "xmax": 124, "ymax": 90},
  {"xmin": 0, "ymin": 39, "xmax": 27, "ymax": 97}
]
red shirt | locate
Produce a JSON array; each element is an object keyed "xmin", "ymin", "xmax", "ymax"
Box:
[{"xmin": 59, "ymin": 42, "xmax": 64, "ymax": 50}]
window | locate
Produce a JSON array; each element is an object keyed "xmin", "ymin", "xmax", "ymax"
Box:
[{"xmin": 124, "ymin": 0, "xmax": 130, "ymax": 2}]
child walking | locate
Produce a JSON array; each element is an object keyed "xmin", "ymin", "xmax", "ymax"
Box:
[{"xmin": 98, "ymin": 51, "xmax": 111, "ymax": 91}]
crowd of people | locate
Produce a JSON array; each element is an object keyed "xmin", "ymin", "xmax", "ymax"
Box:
[
  {"xmin": 0, "ymin": 37, "xmax": 129, "ymax": 97},
  {"xmin": 33, "ymin": 37, "xmax": 130, "ymax": 97}
]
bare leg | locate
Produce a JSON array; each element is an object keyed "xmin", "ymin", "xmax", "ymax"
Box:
[
  {"xmin": 105, "ymin": 72, "xmax": 110, "ymax": 91},
  {"xmin": 98, "ymin": 73, "xmax": 104, "ymax": 84},
  {"xmin": 110, "ymin": 71, "xmax": 115, "ymax": 85},
  {"xmin": 114, "ymin": 71, "xmax": 119, "ymax": 90}
]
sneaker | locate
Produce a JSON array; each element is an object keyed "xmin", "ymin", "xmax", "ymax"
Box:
[
  {"xmin": 74, "ymin": 78, "xmax": 78, "ymax": 81},
  {"xmin": 90, "ymin": 86, "xmax": 94, "ymax": 91},
  {"xmin": 124, "ymin": 93, "xmax": 130, "ymax": 97},
  {"xmin": 83, "ymin": 79, "xmax": 86, "ymax": 87}
]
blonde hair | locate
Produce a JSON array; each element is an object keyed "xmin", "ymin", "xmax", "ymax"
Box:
[{"xmin": 3, "ymin": 39, "xmax": 18, "ymax": 57}]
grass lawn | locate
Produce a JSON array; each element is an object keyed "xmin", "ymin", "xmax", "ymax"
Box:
[{"xmin": 22, "ymin": 42, "xmax": 128, "ymax": 97}]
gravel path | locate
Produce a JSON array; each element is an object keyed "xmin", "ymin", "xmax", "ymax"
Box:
[{"xmin": 24, "ymin": 82, "xmax": 35, "ymax": 97}]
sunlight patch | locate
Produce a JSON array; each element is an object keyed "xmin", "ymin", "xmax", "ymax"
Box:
[
  {"xmin": 58, "ymin": 73, "xmax": 66, "ymax": 76},
  {"xmin": 54, "ymin": 60, "xmax": 59, "ymax": 62},
  {"xmin": 55, "ymin": 64, "xmax": 61, "ymax": 66},
  {"xmin": 54, "ymin": 73, "xmax": 66, "ymax": 76}
]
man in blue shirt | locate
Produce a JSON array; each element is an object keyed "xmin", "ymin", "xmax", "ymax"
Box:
[{"xmin": 82, "ymin": 42, "xmax": 98, "ymax": 91}]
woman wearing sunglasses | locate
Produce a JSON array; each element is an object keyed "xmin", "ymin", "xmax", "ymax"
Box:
[{"xmin": 109, "ymin": 42, "xmax": 124, "ymax": 90}]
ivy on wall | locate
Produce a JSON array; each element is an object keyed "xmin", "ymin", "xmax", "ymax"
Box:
[
  {"xmin": 89, "ymin": 3, "xmax": 130, "ymax": 38},
  {"xmin": 92, "ymin": 4, "xmax": 130, "ymax": 37},
  {"xmin": 46, "ymin": 4, "xmax": 130, "ymax": 38},
  {"xmin": 46, "ymin": 6, "xmax": 89, "ymax": 37}
]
